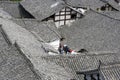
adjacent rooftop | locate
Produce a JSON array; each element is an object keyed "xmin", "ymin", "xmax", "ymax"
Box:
[{"xmin": 0, "ymin": 0, "xmax": 120, "ymax": 80}]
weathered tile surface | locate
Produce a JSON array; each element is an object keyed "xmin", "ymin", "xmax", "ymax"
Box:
[
  {"xmin": 20, "ymin": 0, "xmax": 65, "ymax": 20},
  {"xmin": 0, "ymin": 46, "xmax": 39, "ymax": 80},
  {"xmin": 59, "ymin": 10, "xmax": 120, "ymax": 53}
]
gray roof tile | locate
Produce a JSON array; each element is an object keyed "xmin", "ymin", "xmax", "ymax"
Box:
[
  {"xmin": 13, "ymin": 19, "xmax": 60, "ymax": 42},
  {"xmin": 43, "ymin": 53, "xmax": 120, "ymax": 79},
  {"xmin": 100, "ymin": 63, "xmax": 120, "ymax": 80},
  {"xmin": 0, "ymin": 9, "xmax": 12, "ymax": 19},
  {"xmin": 0, "ymin": 18, "xmax": 73, "ymax": 80},
  {"xmin": 101, "ymin": 11, "xmax": 120, "ymax": 20},
  {"xmin": 0, "ymin": 26, "xmax": 9, "ymax": 51},
  {"xmin": 59, "ymin": 10, "xmax": 120, "ymax": 53},
  {"xmin": 0, "ymin": 45, "xmax": 38, "ymax": 80},
  {"xmin": 64, "ymin": 0, "xmax": 105, "ymax": 9},
  {"xmin": 0, "ymin": 1, "xmax": 21, "ymax": 18},
  {"xmin": 20, "ymin": 0, "xmax": 65, "ymax": 20}
]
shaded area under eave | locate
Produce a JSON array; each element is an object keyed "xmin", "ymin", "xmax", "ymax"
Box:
[{"xmin": 104, "ymin": 0, "xmax": 120, "ymax": 11}]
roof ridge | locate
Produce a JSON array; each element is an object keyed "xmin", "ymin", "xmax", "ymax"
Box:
[
  {"xmin": 100, "ymin": 61, "xmax": 120, "ymax": 67},
  {"xmin": 43, "ymin": 52, "xmax": 119, "ymax": 58},
  {"xmin": 90, "ymin": 9, "xmax": 120, "ymax": 20}
]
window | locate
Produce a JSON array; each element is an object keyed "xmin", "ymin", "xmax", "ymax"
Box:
[
  {"xmin": 101, "ymin": 6, "xmax": 106, "ymax": 11},
  {"xmin": 71, "ymin": 13, "xmax": 77, "ymax": 19},
  {"xmin": 44, "ymin": 7, "xmax": 83, "ymax": 28},
  {"xmin": 54, "ymin": 7, "xmax": 82, "ymax": 27}
]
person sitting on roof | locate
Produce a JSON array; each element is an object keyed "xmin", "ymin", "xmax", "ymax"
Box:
[
  {"xmin": 58, "ymin": 37, "xmax": 74, "ymax": 54},
  {"xmin": 58, "ymin": 37, "xmax": 88, "ymax": 54},
  {"xmin": 42, "ymin": 37, "xmax": 88, "ymax": 55}
]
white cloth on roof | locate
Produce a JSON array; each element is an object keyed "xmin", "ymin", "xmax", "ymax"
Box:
[
  {"xmin": 48, "ymin": 52, "xmax": 58, "ymax": 55},
  {"xmin": 42, "ymin": 42, "xmax": 59, "ymax": 54},
  {"xmin": 42, "ymin": 39, "xmax": 80, "ymax": 55},
  {"xmin": 48, "ymin": 39, "xmax": 60, "ymax": 50},
  {"xmin": 42, "ymin": 39, "xmax": 60, "ymax": 55}
]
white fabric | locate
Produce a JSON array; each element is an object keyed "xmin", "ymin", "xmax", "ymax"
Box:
[
  {"xmin": 49, "ymin": 39, "xmax": 60, "ymax": 50},
  {"xmin": 42, "ymin": 43, "xmax": 59, "ymax": 53},
  {"xmin": 71, "ymin": 51, "xmax": 79, "ymax": 54},
  {"xmin": 47, "ymin": 40, "xmax": 80, "ymax": 55},
  {"xmin": 48, "ymin": 52, "xmax": 58, "ymax": 55},
  {"xmin": 63, "ymin": 45, "xmax": 67, "ymax": 47},
  {"xmin": 78, "ymin": 8, "xmax": 86, "ymax": 14}
]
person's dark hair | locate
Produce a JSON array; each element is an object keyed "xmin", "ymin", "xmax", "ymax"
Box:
[{"xmin": 60, "ymin": 37, "xmax": 65, "ymax": 41}]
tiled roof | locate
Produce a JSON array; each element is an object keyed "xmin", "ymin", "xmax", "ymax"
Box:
[
  {"xmin": 43, "ymin": 53, "xmax": 120, "ymax": 71},
  {"xmin": 0, "ymin": 1, "xmax": 21, "ymax": 18},
  {"xmin": 20, "ymin": 0, "xmax": 65, "ymax": 20},
  {"xmin": 101, "ymin": 11, "xmax": 120, "ymax": 20},
  {"xmin": 0, "ymin": 9, "xmax": 12, "ymax": 19},
  {"xmin": 43, "ymin": 53, "xmax": 120, "ymax": 79},
  {"xmin": 102, "ymin": 0, "xmax": 120, "ymax": 11},
  {"xmin": 0, "ymin": 18, "xmax": 73, "ymax": 80},
  {"xmin": 0, "ymin": 45, "xmax": 39, "ymax": 80},
  {"xmin": 1, "ymin": 1, "xmax": 120, "ymax": 80},
  {"xmin": 59, "ymin": 10, "xmax": 120, "ymax": 53},
  {"xmin": 100, "ymin": 62, "xmax": 120, "ymax": 80},
  {"xmin": 0, "ymin": 25, "xmax": 9, "ymax": 51},
  {"xmin": 13, "ymin": 19, "xmax": 60, "ymax": 42},
  {"xmin": 64, "ymin": 0, "xmax": 105, "ymax": 9}
]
